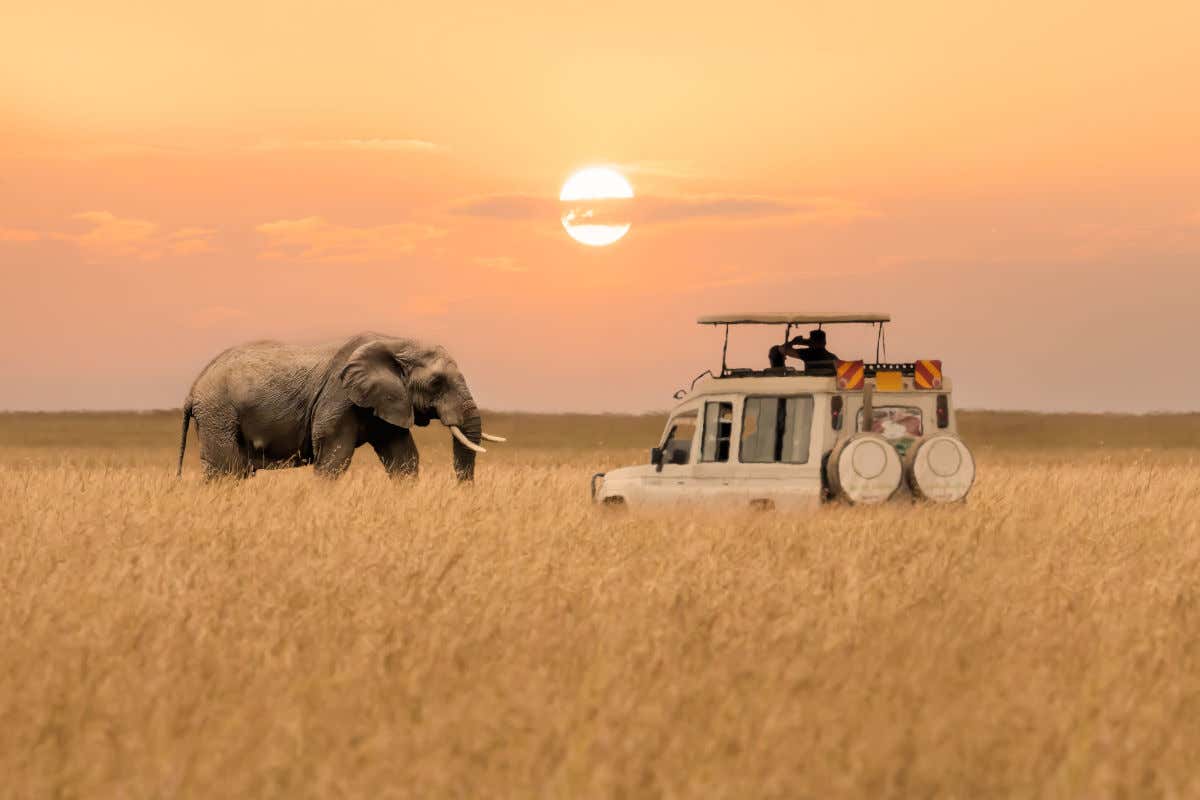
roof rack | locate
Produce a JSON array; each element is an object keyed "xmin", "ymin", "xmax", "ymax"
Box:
[
  {"xmin": 699, "ymin": 312, "xmax": 894, "ymax": 376},
  {"xmin": 698, "ymin": 312, "xmax": 891, "ymax": 325}
]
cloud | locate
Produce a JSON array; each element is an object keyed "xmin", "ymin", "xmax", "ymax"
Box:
[
  {"xmin": 255, "ymin": 216, "xmax": 444, "ymax": 263},
  {"xmin": 0, "ymin": 227, "xmax": 42, "ymax": 242},
  {"xmin": 166, "ymin": 227, "xmax": 218, "ymax": 256},
  {"xmin": 69, "ymin": 211, "xmax": 160, "ymax": 259},
  {"xmin": 472, "ymin": 256, "xmax": 526, "ymax": 273},
  {"xmin": 0, "ymin": 212, "xmax": 218, "ymax": 261},
  {"xmin": 251, "ymin": 138, "xmax": 443, "ymax": 153},
  {"xmin": 633, "ymin": 195, "xmax": 796, "ymax": 223},
  {"xmin": 450, "ymin": 195, "xmax": 557, "ymax": 220},
  {"xmin": 451, "ymin": 193, "xmax": 873, "ymax": 226}
]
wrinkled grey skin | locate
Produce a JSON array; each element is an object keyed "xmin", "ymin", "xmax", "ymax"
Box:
[{"xmin": 178, "ymin": 333, "xmax": 484, "ymax": 481}]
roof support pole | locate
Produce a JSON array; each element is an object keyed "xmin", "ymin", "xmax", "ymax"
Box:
[
  {"xmin": 721, "ymin": 324, "xmax": 730, "ymax": 376},
  {"xmin": 875, "ymin": 323, "xmax": 883, "ymax": 362}
]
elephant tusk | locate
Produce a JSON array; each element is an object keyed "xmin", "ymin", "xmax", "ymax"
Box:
[
  {"xmin": 481, "ymin": 433, "xmax": 507, "ymax": 443},
  {"xmin": 450, "ymin": 425, "xmax": 487, "ymax": 454}
]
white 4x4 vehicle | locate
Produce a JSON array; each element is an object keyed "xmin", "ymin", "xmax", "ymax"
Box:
[{"xmin": 592, "ymin": 312, "xmax": 975, "ymax": 509}]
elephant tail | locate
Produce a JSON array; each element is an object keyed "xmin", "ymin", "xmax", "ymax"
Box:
[{"xmin": 177, "ymin": 398, "xmax": 194, "ymax": 478}]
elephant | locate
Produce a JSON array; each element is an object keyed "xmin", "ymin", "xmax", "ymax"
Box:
[{"xmin": 177, "ymin": 332, "xmax": 505, "ymax": 481}]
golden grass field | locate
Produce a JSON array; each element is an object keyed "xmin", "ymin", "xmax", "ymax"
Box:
[{"xmin": 2, "ymin": 410, "xmax": 1199, "ymax": 798}]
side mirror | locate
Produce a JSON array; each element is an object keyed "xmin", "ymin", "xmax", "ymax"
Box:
[{"xmin": 650, "ymin": 447, "xmax": 664, "ymax": 468}]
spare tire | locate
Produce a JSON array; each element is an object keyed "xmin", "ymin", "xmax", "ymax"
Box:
[
  {"xmin": 905, "ymin": 434, "xmax": 976, "ymax": 503},
  {"xmin": 827, "ymin": 433, "xmax": 904, "ymax": 505}
]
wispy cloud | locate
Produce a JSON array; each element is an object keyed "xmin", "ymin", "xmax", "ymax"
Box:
[
  {"xmin": 451, "ymin": 192, "xmax": 872, "ymax": 226},
  {"xmin": 256, "ymin": 216, "xmax": 444, "ymax": 263},
  {"xmin": 165, "ymin": 227, "xmax": 218, "ymax": 256},
  {"xmin": 0, "ymin": 227, "xmax": 42, "ymax": 243},
  {"xmin": 69, "ymin": 211, "xmax": 159, "ymax": 259},
  {"xmin": 0, "ymin": 212, "xmax": 217, "ymax": 261},
  {"xmin": 450, "ymin": 195, "xmax": 556, "ymax": 220},
  {"xmin": 635, "ymin": 195, "xmax": 795, "ymax": 223},
  {"xmin": 251, "ymin": 138, "xmax": 443, "ymax": 153}
]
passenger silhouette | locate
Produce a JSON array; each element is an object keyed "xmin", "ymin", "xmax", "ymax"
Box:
[{"xmin": 767, "ymin": 329, "xmax": 839, "ymax": 373}]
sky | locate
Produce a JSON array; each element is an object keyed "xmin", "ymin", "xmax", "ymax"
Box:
[{"xmin": 2, "ymin": 1, "xmax": 1199, "ymax": 413}]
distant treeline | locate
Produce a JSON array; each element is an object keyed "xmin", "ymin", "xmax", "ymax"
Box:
[{"xmin": 2, "ymin": 409, "xmax": 1199, "ymax": 452}]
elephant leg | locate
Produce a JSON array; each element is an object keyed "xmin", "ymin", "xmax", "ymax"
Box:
[
  {"xmin": 313, "ymin": 415, "xmax": 358, "ymax": 479},
  {"xmin": 197, "ymin": 417, "xmax": 253, "ymax": 480},
  {"xmin": 371, "ymin": 427, "xmax": 419, "ymax": 478}
]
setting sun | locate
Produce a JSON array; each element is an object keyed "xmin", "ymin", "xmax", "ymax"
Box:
[{"xmin": 559, "ymin": 166, "xmax": 634, "ymax": 247}]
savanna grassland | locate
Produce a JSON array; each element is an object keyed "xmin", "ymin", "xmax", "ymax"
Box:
[{"xmin": 2, "ymin": 411, "xmax": 1199, "ymax": 798}]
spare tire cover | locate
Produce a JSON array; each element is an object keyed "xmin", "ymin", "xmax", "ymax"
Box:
[
  {"xmin": 906, "ymin": 434, "xmax": 976, "ymax": 502},
  {"xmin": 827, "ymin": 433, "xmax": 904, "ymax": 504}
]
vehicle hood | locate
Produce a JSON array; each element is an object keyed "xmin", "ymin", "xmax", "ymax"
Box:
[{"xmin": 602, "ymin": 464, "xmax": 655, "ymax": 482}]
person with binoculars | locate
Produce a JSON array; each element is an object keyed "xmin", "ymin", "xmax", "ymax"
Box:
[{"xmin": 767, "ymin": 329, "xmax": 839, "ymax": 373}]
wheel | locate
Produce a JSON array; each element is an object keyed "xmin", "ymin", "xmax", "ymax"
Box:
[
  {"xmin": 826, "ymin": 433, "xmax": 904, "ymax": 505},
  {"xmin": 905, "ymin": 434, "xmax": 976, "ymax": 503}
]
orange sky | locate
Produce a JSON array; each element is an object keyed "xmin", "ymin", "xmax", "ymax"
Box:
[{"xmin": 3, "ymin": 1, "xmax": 1199, "ymax": 412}]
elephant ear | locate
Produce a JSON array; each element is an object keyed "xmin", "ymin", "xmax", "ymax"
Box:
[{"xmin": 339, "ymin": 340, "xmax": 414, "ymax": 428}]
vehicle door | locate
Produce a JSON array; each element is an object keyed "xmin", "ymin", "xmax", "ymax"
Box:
[
  {"xmin": 692, "ymin": 397, "xmax": 741, "ymax": 502},
  {"xmin": 645, "ymin": 407, "xmax": 699, "ymax": 502},
  {"xmin": 733, "ymin": 394, "xmax": 824, "ymax": 508}
]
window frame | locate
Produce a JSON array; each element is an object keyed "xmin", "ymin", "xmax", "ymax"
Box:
[
  {"xmin": 700, "ymin": 400, "xmax": 734, "ymax": 463},
  {"xmin": 737, "ymin": 394, "xmax": 815, "ymax": 465}
]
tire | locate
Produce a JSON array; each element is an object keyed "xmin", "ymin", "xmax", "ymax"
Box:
[
  {"xmin": 826, "ymin": 433, "xmax": 904, "ymax": 505},
  {"xmin": 905, "ymin": 434, "xmax": 976, "ymax": 503}
]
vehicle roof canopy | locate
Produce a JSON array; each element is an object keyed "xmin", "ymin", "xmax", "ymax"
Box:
[{"xmin": 698, "ymin": 312, "xmax": 891, "ymax": 325}]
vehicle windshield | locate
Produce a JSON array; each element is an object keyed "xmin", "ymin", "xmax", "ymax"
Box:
[{"xmin": 661, "ymin": 412, "xmax": 698, "ymax": 464}]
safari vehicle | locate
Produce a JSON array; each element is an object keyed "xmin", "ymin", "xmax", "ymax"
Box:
[{"xmin": 591, "ymin": 312, "xmax": 975, "ymax": 509}]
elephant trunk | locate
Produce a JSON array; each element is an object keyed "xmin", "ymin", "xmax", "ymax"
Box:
[{"xmin": 451, "ymin": 412, "xmax": 483, "ymax": 482}]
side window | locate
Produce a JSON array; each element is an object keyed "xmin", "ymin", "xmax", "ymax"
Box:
[
  {"xmin": 661, "ymin": 413, "xmax": 698, "ymax": 465},
  {"xmin": 740, "ymin": 396, "xmax": 814, "ymax": 464},
  {"xmin": 701, "ymin": 401, "xmax": 733, "ymax": 462}
]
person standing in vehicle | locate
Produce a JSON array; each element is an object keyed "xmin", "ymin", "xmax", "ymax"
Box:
[{"xmin": 768, "ymin": 329, "xmax": 839, "ymax": 372}]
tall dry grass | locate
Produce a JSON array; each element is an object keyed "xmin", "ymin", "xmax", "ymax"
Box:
[{"xmin": 2, "ymin": 411, "xmax": 1199, "ymax": 797}]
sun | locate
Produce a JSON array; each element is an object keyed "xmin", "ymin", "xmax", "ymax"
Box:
[{"xmin": 560, "ymin": 166, "xmax": 634, "ymax": 247}]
